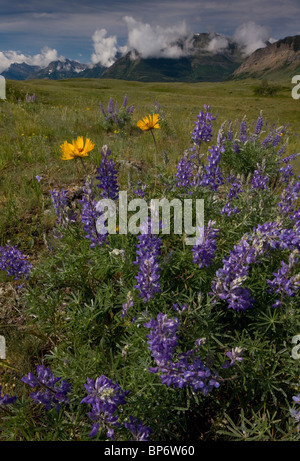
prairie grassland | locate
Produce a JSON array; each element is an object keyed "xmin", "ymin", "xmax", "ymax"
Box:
[{"xmin": 0, "ymin": 77, "xmax": 299, "ymax": 248}]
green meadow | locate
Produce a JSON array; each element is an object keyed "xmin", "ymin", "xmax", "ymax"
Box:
[{"xmin": 1, "ymin": 77, "xmax": 299, "ymax": 248}]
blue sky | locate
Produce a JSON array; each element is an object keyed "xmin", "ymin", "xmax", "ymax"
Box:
[{"xmin": 0, "ymin": 0, "xmax": 299, "ymax": 71}]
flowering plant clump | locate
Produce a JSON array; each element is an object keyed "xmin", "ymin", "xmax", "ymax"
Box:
[
  {"xmin": 99, "ymin": 95, "xmax": 134, "ymax": 131},
  {"xmin": 21, "ymin": 365, "xmax": 72, "ymax": 412},
  {"xmin": 1, "ymin": 95, "xmax": 300, "ymax": 442},
  {"xmin": 81, "ymin": 375, "xmax": 129, "ymax": 438},
  {"xmin": 0, "ymin": 244, "xmax": 32, "ymax": 280}
]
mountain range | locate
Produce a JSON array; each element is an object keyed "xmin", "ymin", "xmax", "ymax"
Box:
[{"xmin": 2, "ymin": 34, "xmax": 300, "ymax": 82}]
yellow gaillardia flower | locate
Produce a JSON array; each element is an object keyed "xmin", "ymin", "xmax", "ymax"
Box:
[
  {"xmin": 137, "ymin": 113, "xmax": 160, "ymax": 131},
  {"xmin": 60, "ymin": 136, "xmax": 95, "ymax": 160}
]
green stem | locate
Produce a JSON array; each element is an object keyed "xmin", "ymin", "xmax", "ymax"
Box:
[
  {"xmin": 150, "ymin": 130, "xmax": 158, "ymax": 187},
  {"xmin": 79, "ymin": 157, "xmax": 88, "ymax": 177}
]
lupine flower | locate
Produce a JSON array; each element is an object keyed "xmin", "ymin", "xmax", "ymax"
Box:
[
  {"xmin": 232, "ymin": 140, "xmax": 240, "ymax": 154},
  {"xmin": 50, "ymin": 188, "xmax": 76, "ymax": 227},
  {"xmin": 137, "ymin": 114, "xmax": 160, "ymax": 131},
  {"xmin": 220, "ymin": 175, "xmax": 242, "ymax": 216},
  {"xmin": 251, "ymin": 163, "xmax": 269, "ymax": 190},
  {"xmin": 253, "ymin": 111, "xmax": 263, "ymax": 137},
  {"xmin": 267, "ymin": 250, "xmax": 299, "ymax": 307},
  {"xmin": 0, "ymin": 386, "xmax": 17, "ymax": 406},
  {"xmin": 278, "ymin": 164, "xmax": 294, "ymax": 183},
  {"xmin": 222, "ymin": 347, "xmax": 244, "ymax": 368},
  {"xmin": 81, "ymin": 375, "xmax": 129, "ymax": 438},
  {"xmin": 272, "ymin": 130, "xmax": 284, "ymax": 147},
  {"xmin": 172, "ymin": 303, "xmax": 188, "ymax": 314},
  {"xmin": 191, "ymin": 105, "xmax": 216, "ymax": 146},
  {"xmin": 60, "ymin": 136, "xmax": 95, "ymax": 160},
  {"xmin": 239, "ymin": 116, "xmax": 248, "ymax": 143},
  {"xmin": 96, "ymin": 145, "xmax": 119, "ymax": 201},
  {"xmin": 0, "ymin": 244, "xmax": 32, "ymax": 280},
  {"xmin": 290, "ymin": 394, "xmax": 300, "ymax": 424},
  {"xmin": 134, "ymin": 219, "xmax": 162, "ymax": 302},
  {"xmin": 227, "ymin": 120, "xmax": 233, "ymax": 141},
  {"xmin": 200, "ymin": 142, "xmax": 224, "ymax": 191},
  {"xmin": 175, "ymin": 151, "xmax": 195, "ymax": 189},
  {"xmin": 121, "ymin": 291, "xmax": 134, "ymax": 318},
  {"xmin": 133, "ymin": 183, "xmax": 147, "ymax": 198},
  {"xmin": 261, "ymin": 133, "xmax": 273, "ymax": 149},
  {"xmin": 145, "ymin": 314, "xmax": 219, "ymax": 395},
  {"xmin": 79, "ymin": 179, "xmax": 107, "ymax": 248},
  {"xmin": 192, "ymin": 220, "xmax": 219, "ymax": 269},
  {"xmin": 21, "ymin": 365, "xmax": 72, "ymax": 412},
  {"xmin": 211, "ymin": 220, "xmax": 299, "ymax": 311},
  {"xmin": 144, "ymin": 313, "xmax": 179, "ymax": 367},
  {"xmin": 278, "ymin": 178, "xmax": 300, "ymax": 220},
  {"xmin": 124, "ymin": 416, "xmax": 152, "ymax": 441}
]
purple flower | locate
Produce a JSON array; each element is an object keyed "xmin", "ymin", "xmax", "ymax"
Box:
[
  {"xmin": 278, "ymin": 179, "xmax": 300, "ymax": 220},
  {"xmin": 144, "ymin": 313, "xmax": 179, "ymax": 367},
  {"xmin": 253, "ymin": 111, "xmax": 263, "ymax": 137},
  {"xmin": 124, "ymin": 416, "xmax": 152, "ymax": 441},
  {"xmin": 199, "ymin": 141, "xmax": 224, "ymax": 191},
  {"xmin": 290, "ymin": 394, "xmax": 300, "ymax": 424},
  {"xmin": 267, "ymin": 250, "xmax": 299, "ymax": 304},
  {"xmin": 81, "ymin": 375, "xmax": 129, "ymax": 438},
  {"xmin": 134, "ymin": 219, "xmax": 162, "ymax": 302},
  {"xmin": 192, "ymin": 220, "xmax": 219, "ymax": 269},
  {"xmin": 0, "ymin": 386, "xmax": 17, "ymax": 406},
  {"xmin": 0, "ymin": 244, "xmax": 32, "ymax": 280},
  {"xmin": 211, "ymin": 220, "xmax": 300, "ymax": 312},
  {"xmin": 251, "ymin": 164, "xmax": 269, "ymax": 190},
  {"xmin": 175, "ymin": 151, "xmax": 195, "ymax": 189},
  {"xmin": 96, "ymin": 145, "xmax": 119, "ymax": 201},
  {"xmin": 222, "ymin": 347, "xmax": 244, "ymax": 368},
  {"xmin": 227, "ymin": 121, "xmax": 233, "ymax": 141},
  {"xmin": 50, "ymin": 188, "xmax": 76, "ymax": 228},
  {"xmin": 191, "ymin": 105, "xmax": 216, "ymax": 146},
  {"xmin": 35, "ymin": 175, "xmax": 42, "ymax": 182},
  {"xmin": 145, "ymin": 314, "xmax": 219, "ymax": 395},
  {"xmin": 79, "ymin": 179, "xmax": 107, "ymax": 248},
  {"xmin": 121, "ymin": 292, "xmax": 134, "ymax": 318},
  {"xmin": 21, "ymin": 365, "xmax": 72, "ymax": 412},
  {"xmin": 239, "ymin": 116, "xmax": 248, "ymax": 143},
  {"xmin": 220, "ymin": 175, "xmax": 242, "ymax": 216}
]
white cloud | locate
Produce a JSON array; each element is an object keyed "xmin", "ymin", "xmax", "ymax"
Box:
[
  {"xmin": 0, "ymin": 47, "xmax": 64, "ymax": 73},
  {"xmin": 122, "ymin": 16, "xmax": 194, "ymax": 59},
  {"xmin": 233, "ymin": 21, "xmax": 270, "ymax": 55},
  {"xmin": 91, "ymin": 28, "xmax": 118, "ymax": 67},
  {"xmin": 205, "ymin": 34, "xmax": 229, "ymax": 53}
]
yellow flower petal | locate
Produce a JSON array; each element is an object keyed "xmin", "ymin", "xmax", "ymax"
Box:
[
  {"xmin": 137, "ymin": 113, "xmax": 160, "ymax": 131},
  {"xmin": 60, "ymin": 137, "xmax": 95, "ymax": 160}
]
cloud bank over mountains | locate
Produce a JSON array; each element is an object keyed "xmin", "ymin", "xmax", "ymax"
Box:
[
  {"xmin": 0, "ymin": 17, "xmax": 276, "ymax": 73},
  {"xmin": 0, "ymin": 47, "xmax": 64, "ymax": 73}
]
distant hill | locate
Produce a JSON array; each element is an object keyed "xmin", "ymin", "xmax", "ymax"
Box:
[
  {"xmin": 2, "ymin": 59, "xmax": 88, "ymax": 81},
  {"xmin": 1, "ymin": 63, "xmax": 41, "ymax": 80},
  {"xmin": 26, "ymin": 59, "xmax": 88, "ymax": 80},
  {"xmin": 233, "ymin": 35, "xmax": 300, "ymax": 80},
  {"xmin": 101, "ymin": 33, "xmax": 244, "ymax": 82}
]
